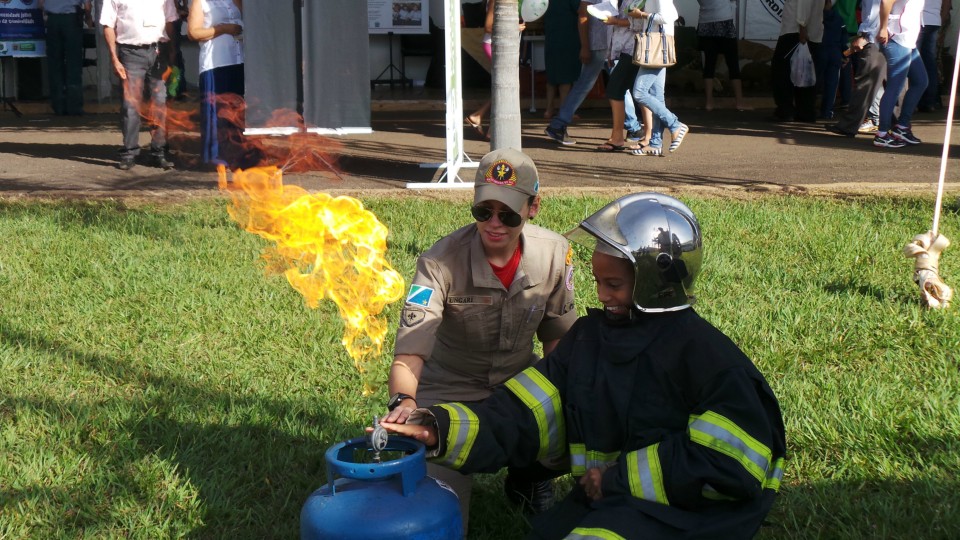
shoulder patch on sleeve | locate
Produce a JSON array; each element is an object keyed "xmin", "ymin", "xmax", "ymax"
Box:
[
  {"xmin": 566, "ymin": 246, "xmax": 574, "ymax": 266},
  {"xmin": 401, "ymin": 307, "xmax": 427, "ymax": 327},
  {"xmin": 565, "ymin": 267, "xmax": 575, "ymax": 291},
  {"xmin": 406, "ymin": 284, "xmax": 435, "ymax": 306}
]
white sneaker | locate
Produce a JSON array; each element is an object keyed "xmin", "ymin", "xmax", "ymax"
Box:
[{"xmin": 858, "ymin": 119, "xmax": 879, "ymax": 134}]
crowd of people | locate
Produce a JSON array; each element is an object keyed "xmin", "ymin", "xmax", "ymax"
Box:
[
  {"xmin": 534, "ymin": 0, "xmax": 951, "ymax": 153},
  {"xmin": 41, "ymin": 0, "xmax": 955, "ymax": 169},
  {"xmin": 42, "ymin": 0, "xmax": 245, "ymax": 171}
]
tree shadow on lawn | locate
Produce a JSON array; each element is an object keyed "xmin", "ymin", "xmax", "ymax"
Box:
[
  {"xmin": 821, "ymin": 278, "xmax": 909, "ymax": 305},
  {"xmin": 763, "ymin": 477, "xmax": 960, "ymax": 539},
  {"xmin": 0, "ymin": 321, "xmax": 359, "ymax": 538}
]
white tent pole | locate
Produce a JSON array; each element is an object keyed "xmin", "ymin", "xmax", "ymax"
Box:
[{"xmin": 932, "ymin": 28, "xmax": 960, "ymax": 235}]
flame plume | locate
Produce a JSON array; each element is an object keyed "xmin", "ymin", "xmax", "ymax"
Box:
[{"xmin": 218, "ymin": 165, "xmax": 404, "ymax": 394}]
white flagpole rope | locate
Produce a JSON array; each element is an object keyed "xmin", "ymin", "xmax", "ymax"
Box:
[{"xmin": 932, "ymin": 28, "xmax": 960, "ymax": 235}]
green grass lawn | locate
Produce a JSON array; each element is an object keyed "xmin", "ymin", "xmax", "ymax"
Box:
[{"xmin": 0, "ymin": 194, "xmax": 958, "ymax": 539}]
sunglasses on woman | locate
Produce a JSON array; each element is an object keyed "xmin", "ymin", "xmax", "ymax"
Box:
[{"xmin": 471, "ymin": 205, "xmax": 524, "ymax": 227}]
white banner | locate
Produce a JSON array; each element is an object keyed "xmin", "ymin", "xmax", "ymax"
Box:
[{"xmin": 744, "ymin": 0, "xmax": 783, "ymax": 42}]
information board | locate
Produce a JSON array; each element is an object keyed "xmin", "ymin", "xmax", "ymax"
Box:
[
  {"xmin": 0, "ymin": 0, "xmax": 45, "ymax": 57},
  {"xmin": 368, "ymin": 0, "xmax": 429, "ymax": 35}
]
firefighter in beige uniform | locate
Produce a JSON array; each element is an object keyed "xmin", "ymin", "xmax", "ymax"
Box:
[{"xmin": 385, "ymin": 148, "xmax": 577, "ymax": 528}]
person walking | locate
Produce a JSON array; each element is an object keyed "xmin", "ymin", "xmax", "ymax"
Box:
[
  {"xmin": 628, "ymin": 0, "xmax": 690, "ymax": 155},
  {"xmin": 825, "ymin": 0, "xmax": 888, "ymax": 137},
  {"xmin": 100, "ymin": 0, "xmax": 179, "ymax": 171},
  {"xmin": 544, "ymin": 0, "xmax": 643, "ymax": 146},
  {"xmin": 41, "ymin": 0, "xmax": 91, "ymax": 116},
  {"xmin": 696, "ymin": 0, "xmax": 750, "ymax": 111},
  {"xmin": 188, "ymin": 0, "xmax": 246, "ymax": 169},
  {"xmin": 770, "ymin": 0, "xmax": 826, "ymax": 122},
  {"xmin": 873, "ymin": 0, "xmax": 927, "ymax": 148},
  {"xmin": 916, "ymin": 0, "xmax": 952, "ymax": 112}
]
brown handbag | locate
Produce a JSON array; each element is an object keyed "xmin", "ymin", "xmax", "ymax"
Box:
[{"xmin": 632, "ymin": 21, "xmax": 676, "ymax": 68}]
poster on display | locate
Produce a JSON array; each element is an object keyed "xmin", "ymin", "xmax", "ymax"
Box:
[
  {"xmin": 0, "ymin": 0, "xmax": 45, "ymax": 57},
  {"xmin": 368, "ymin": 0, "xmax": 429, "ymax": 34},
  {"xmin": 743, "ymin": 0, "xmax": 783, "ymax": 41}
]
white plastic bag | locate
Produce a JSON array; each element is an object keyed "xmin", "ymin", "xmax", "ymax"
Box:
[{"xmin": 790, "ymin": 43, "xmax": 816, "ymax": 88}]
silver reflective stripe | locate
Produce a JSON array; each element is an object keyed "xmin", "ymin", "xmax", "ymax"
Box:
[
  {"xmin": 436, "ymin": 403, "xmax": 479, "ymax": 469},
  {"xmin": 627, "ymin": 444, "xmax": 669, "ymax": 504},
  {"xmin": 689, "ymin": 411, "xmax": 771, "ymax": 483},
  {"xmin": 505, "ymin": 368, "xmax": 565, "ymax": 460},
  {"xmin": 764, "ymin": 457, "xmax": 785, "ymax": 491},
  {"xmin": 570, "ymin": 443, "xmax": 587, "ymax": 475}
]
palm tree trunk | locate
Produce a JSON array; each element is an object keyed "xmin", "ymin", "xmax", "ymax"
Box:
[{"xmin": 490, "ymin": 0, "xmax": 522, "ymax": 150}]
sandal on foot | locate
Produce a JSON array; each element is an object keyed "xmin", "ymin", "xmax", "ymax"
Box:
[
  {"xmin": 669, "ymin": 123, "xmax": 689, "ymax": 153},
  {"xmin": 631, "ymin": 145, "xmax": 662, "ymax": 156},
  {"xmin": 595, "ymin": 142, "xmax": 626, "ymax": 152},
  {"xmin": 465, "ymin": 116, "xmax": 485, "ymax": 138}
]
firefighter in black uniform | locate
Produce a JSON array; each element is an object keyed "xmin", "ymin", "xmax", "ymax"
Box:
[{"xmin": 379, "ymin": 192, "xmax": 787, "ymax": 539}]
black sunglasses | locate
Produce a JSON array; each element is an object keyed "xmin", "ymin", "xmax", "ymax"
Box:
[{"xmin": 471, "ymin": 205, "xmax": 523, "ymax": 227}]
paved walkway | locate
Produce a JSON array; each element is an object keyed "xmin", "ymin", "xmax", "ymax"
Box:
[{"xmin": 1, "ymin": 105, "xmax": 957, "ymax": 200}]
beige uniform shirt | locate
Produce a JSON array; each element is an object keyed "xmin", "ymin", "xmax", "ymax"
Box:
[{"xmin": 395, "ymin": 223, "xmax": 577, "ymax": 404}]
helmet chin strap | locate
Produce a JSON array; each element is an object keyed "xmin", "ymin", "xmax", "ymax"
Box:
[{"xmin": 603, "ymin": 306, "xmax": 640, "ymax": 325}]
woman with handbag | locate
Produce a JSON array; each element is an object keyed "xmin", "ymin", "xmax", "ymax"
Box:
[
  {"xmin": 628, "ymin": 0, "xmax": 689, "ymax": 156},
  {"xmin": 597, "ymin": 1, "xmax": 654, "ymax": 152}
]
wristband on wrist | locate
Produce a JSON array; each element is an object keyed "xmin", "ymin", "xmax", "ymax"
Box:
[{"xmin": 387, "ymin": 392, "xmax": 417, "ymax": 411}]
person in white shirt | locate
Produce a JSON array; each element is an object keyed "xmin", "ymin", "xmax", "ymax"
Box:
[
  {"xmin": 916, "ymin": 0, "xmax": 952, "ymax": 111},
  {"xmin": 872, "ymin": 0, "xmax": 928, "ymax": 148},
  {"xmin": 770, "ymin": 0, "xmax": 826, "ymax": 122},
  {"xmin": 188, "ymin": 0, "xmax": 246, "ymax": 168},
  {"xmin": 100, "ymin": 0, "xmax": 179, "ymax": 170}
]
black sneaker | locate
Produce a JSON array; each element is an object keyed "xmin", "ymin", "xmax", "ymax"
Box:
[
  {"xmin": 544, "ymin": 125, "xmax": 576, "ymax": 145},
  {"xmin": 825, "ymin": 124, "xmax": 855, "ymax": 138},
  {"xmin": 117, "ymin": 157, "xmax": 135, "ymax": 171},
  {"xmin": 155, "ymin": 155, "xmax": 175, "ymax": 170},
  {"xmin": 503, "ymin": 476, "xmax": 555, "ymax": 514},
  {"xmin": 626, "ymin": 129, "xmax": 643, "ymax": 142},
  {"xmin": 873, "ymin": 133, "xmax": 906, "ymax": 148},
  {"xmin": 890, "ymin": 126, "xmax": 921, "ymax": 145}
]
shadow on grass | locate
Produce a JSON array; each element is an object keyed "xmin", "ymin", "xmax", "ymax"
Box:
[
  {"xmin": 763, "ymin": 478, "xmax": 960, "ymax": 539},
  {"xmin": 0, "ymin": 320, "xmax": 354, "ymax": 538}
]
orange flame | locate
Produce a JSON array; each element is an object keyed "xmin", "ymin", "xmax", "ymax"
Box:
[{"xmin": 218, "ymin": 165, "xmax": 404, "ymax": 394}]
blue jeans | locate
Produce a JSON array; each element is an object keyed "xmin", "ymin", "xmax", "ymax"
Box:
[
  {"xmin": 917, "ymin": 25, "xmax": 940, "ymax": 109},
  {"xmin": 632, "ymin": 67, "xmax": 678, "ymax": 148},
  {"xmin": 550, "ymin": 50, "xmax": 607, "ymax": 130},
  {"xmin": 550, "ymin": 52, "xmax": 639, "ymax": 132},
  {"xmin": 878, "ymin": 41, "xmax": 927, "ymax": 132}
]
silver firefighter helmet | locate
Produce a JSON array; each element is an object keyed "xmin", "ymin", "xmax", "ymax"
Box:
[{"xmin": 566, "ymin": 192, "xmax": 702, "ymax": 312}]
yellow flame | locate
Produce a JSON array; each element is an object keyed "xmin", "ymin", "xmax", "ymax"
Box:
[{"xmin": 218, "ymin": 165, "xmax": 404, "ymax": 394}]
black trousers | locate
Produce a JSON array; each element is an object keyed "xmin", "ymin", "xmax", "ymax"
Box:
[
  {"xmin": 45, "ymin": 12, "xmax": 84, "ymax": 115},
  {"xmin": 835, "ymin": 42, "xmax": 887, "ymax": 133},
  {"xmin": 771, "ymin": 33, "xmax": 820, "ymax": 121}
]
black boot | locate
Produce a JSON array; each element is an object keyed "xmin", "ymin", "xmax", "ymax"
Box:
[{"xmin": 503, "ymin": 475, "xmax": 555, "ymax": 514}]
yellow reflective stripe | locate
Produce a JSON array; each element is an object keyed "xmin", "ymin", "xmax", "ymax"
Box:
[
  {"xmin": 505, "ymin": 367, "xmax": 565, "ymax": 460},
  {"xmin": 763, "ymin": 457, "xmax": 785, "ymax": 492},
  {"xmin": 564, "ymin": 527, "xmax": 626, "ymax": 540},
  {"xmin": 569, "ymin": 444, "xmax": 619, "ymax": 476},
  {"xmin": 688, "ymin": 411, "xmax": 772, "ymax": 483},
  {"xmin": 436, "ymin": 403, "xmax": 479, "ymax": 469},
  {"xmin": 626, "ymin": 443, "xmax": 669, "ymax": 505},
  {"xmin": 570, "ymin": 443, "xmax": 587, "ymax": 476}
]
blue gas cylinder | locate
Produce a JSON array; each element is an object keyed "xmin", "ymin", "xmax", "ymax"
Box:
[{"xmin": 301, "ymin": 436, "xmax": 463, "ymax": 540}]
